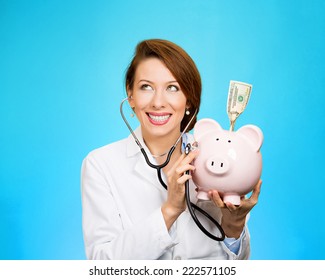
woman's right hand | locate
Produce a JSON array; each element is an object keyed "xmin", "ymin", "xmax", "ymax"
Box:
[{"xmin": 161, "ymin": 150, "xmax": 198, "ymax": 230}]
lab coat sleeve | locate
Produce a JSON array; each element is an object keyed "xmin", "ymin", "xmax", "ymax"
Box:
[
  {"xmin": 81, "ymin": 155, "xmax": 178, "ymax": 260},
  {"xmin": 221, "ymin": 226, "xmax": 250, "ymax": 259}
]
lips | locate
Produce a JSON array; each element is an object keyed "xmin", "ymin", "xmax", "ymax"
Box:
[{"xmin": 147, "ymin": 113, "xmax": 171, "ymax": 125}]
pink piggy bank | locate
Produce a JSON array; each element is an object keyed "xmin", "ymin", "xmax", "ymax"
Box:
[{"xmin": 192, "ymin": 119, "xmax": 263, "ymax": 205}]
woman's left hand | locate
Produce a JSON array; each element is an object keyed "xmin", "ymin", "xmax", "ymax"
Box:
[{"xmin": 208, "ymin": 179, "xmax": 262, "ymax": 239}]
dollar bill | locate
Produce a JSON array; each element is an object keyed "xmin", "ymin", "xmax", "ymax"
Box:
[{"xmin": 227, "ymin": 80, "xmax": 252, "ymax": 131}]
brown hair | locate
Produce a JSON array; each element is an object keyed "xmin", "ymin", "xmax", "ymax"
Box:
[{"xmin": 125, "ymin": 39, "xmax": 202, "ymax": 132}]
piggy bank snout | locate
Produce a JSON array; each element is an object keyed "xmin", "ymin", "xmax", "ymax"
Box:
[{"xmin": 205, "ymin": 156, "xmax": 230, "ymax": 175}]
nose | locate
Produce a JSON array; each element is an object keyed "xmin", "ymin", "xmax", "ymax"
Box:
[
  {"xmin": 206, "ymin": 156, "xmax": 230, "ymax": 175},
  {"xmin": 150, "ymin": 88, "xmax": 166, "ymax": 108}
]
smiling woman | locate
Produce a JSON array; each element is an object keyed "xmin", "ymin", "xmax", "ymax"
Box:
[
  {"xmin": 81, "ymin": 39, "xmax": 260, "ymax": 260},
  {"xmin": 125, "ymin": 39, "xmax": 201, "ymax": 133},
  {"xmin": 127, "ymin": 57, "xmax": 188, "ymax": 150}
]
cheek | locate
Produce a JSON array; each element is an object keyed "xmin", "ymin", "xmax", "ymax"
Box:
[
  {"xmin": 170, "ymin": 98, "xmax": 187, "ymax": 114},
  {"xmin": 134, "ymin": 101, "xmax": 149, "ymax": 113},
  {"xmin": 131, "ymin": 95, "xmax": 149, "ymax": 110},
  {"xmin": 133, "ymin": 100, "xmax": 150, "ymax": 120}
]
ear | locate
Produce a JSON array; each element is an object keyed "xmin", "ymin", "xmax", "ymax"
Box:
[
  {"xmin": 127, "ymin": 87, "xmax": 135, "ymax": 108},
  {"xmin": 237, "ymin": 125, "xmax": 263, "ymax": 152},
  {"xmin": 194, "ymin": 119, "xmax": 223, "ymax": 141}
]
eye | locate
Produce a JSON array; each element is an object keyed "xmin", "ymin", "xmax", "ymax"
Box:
[
  {"xmin": 228, "ymin": 140, "xmax": 231, "ymax": 143},
  {"xmin": 216, "ymin": 138, "xmax": 219, "ymax": 141},
  {"xmin": 167, "ymin": 85, "xmax": 179, "ymax": 92},
  {"xmin": 140, "ymin": 84, "xmax": 154, "ymax": 91}
]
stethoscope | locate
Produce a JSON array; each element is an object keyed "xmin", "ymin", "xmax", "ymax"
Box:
[{"xmin": 120, "ymin": 97, "xmax": 225, "ymax": 241}]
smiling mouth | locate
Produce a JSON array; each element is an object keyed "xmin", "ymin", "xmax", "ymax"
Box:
[{"xmin": 147, "ymin": 113, "xmax": 171, "ymax": 125}]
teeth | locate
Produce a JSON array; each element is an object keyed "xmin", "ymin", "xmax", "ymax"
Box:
[{"xmin": 148, "ymin": 114, "xmax": 170, "ymax": 122}]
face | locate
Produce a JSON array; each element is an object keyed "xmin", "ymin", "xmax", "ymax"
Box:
[{"xmin": 128, "ymin": 57, "xmax": 188, "ymax": 141}]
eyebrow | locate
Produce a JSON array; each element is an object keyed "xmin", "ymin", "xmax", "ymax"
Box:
[
  {"xmin": 137, "ymin": 79, "xmax": 152, "ymax": 84},
  {"xmin": 137, "ymin": 79, "xmax": 179, "ymax": 84}
]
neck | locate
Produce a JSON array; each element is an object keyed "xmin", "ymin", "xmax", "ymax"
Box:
[{"xmin": 142, "ymin": 130, "xmax": 182, "ymax": 161}]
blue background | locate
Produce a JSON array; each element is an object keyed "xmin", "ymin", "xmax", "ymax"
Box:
[{"xmin": 1, "ymin": 0, "xmax": 324, "ymax": 260}]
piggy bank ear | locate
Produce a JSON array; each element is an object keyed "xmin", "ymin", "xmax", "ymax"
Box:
[
  {"xmin": 237, "ymin": 125, "xmax": 263, "ymax": 152},
  {"xmin": 194, "ymin": 118, "xmax": 223, "ymax": 141}
]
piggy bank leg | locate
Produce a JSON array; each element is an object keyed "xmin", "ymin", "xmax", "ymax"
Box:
[
  {"xmin": 223, "ymin": 193, "xmax": 241, "ymax": 206},
  {"xmin": 197, "ymin": 191, "xmax": 210, "ymax": 201}
]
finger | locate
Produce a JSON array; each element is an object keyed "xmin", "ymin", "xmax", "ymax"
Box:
[
  {"xmin": 175, "ymin": 163, "xmax": 195, "ymax": 175},
  {"xmin": 209, "ymin": 190, "xmax": 225, "ymax": 208},
  {"xmin": 176, "ymin": 174, "xmax": 192, "ymax": 185},
  {"xmin": 171, "ymin": 150, "xmax": 198, "ymax": 171},
  {"xmin": 225, "ymin": 202, "xmax": 239, "ymax": 212},
  {"xmin": 181, "ymin": 149, "xmax": 199, "ymax": 164},
  {"xmin": 168, "ymin": 153, "xmax": 186, "ymax": 174},
  {"xmin": 169, "ymin": 150, "xmax": 198, "ymax": 177}
]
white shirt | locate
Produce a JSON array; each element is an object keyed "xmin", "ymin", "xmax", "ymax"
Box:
[{"xmin": 81, "ymin": 127, "xmax": 250, "ymax": 260}]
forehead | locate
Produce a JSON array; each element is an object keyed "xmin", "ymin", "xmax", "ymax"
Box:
[{"xmin": 135, "ymin": 57, "xmax": 177, "ymax": 82}]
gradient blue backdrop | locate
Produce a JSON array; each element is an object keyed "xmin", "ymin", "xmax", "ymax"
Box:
[{"xmin": 1, "ymin": 0, "xmax": 324, "ymax": 260}]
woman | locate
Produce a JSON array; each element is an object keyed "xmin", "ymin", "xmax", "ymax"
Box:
[{"xmin": 81, "ymin": 39, "xmax": 261, "ymax": 260}]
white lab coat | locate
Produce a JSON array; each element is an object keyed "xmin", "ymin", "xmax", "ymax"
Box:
[{"xmin": 81, "ymin": 127, "xmax": 250, "ymax": 260}]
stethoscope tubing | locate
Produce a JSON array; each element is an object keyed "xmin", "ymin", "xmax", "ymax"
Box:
[{"xmin": 120, "ymin": 97, "xmax": 225, "ymax": 241}]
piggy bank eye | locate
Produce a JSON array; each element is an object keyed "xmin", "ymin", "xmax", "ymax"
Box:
[
  {"xmin": 228, "ymin": 140, "xmax": 231, "ymax": 143},
  {"xmin": 216, "ymin": 138, "xmax": 219, "ymax": 141}
]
